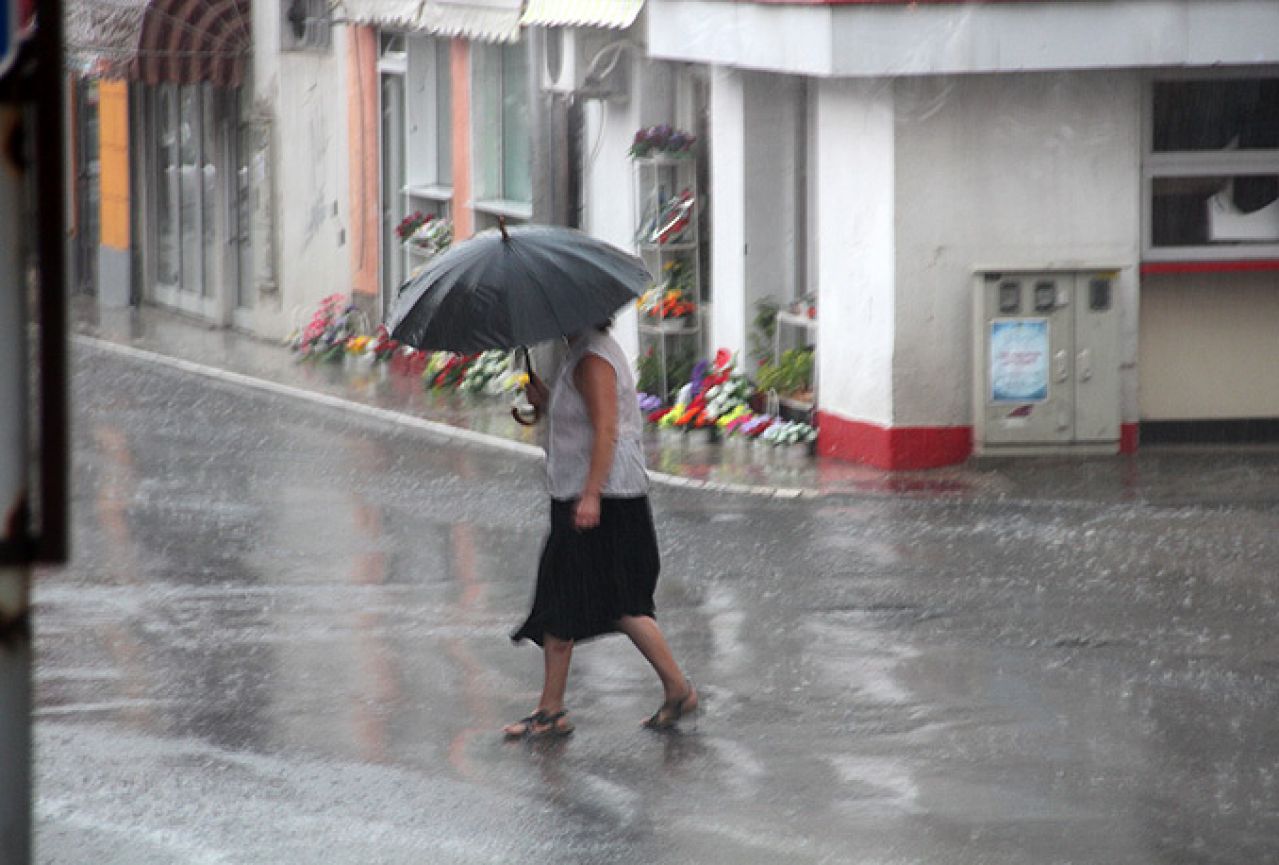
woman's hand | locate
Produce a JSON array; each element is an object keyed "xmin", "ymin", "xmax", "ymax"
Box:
[{"xmin": 574, "ymin": 492, "xmax": 601, "ymax": 531}]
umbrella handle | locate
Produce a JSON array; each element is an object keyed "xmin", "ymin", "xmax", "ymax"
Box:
[
  {"xmin": 498, "ymin": 215, "xmax": 510, "ymax": 241},
  {"xmin": 518, "ymin": 345, "xmax": 533, "ymax": 378}
]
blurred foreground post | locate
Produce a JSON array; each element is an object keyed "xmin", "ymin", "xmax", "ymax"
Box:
[{"xmin": 1, "ymin": 1, "xmax": 68, "ymax": 861}]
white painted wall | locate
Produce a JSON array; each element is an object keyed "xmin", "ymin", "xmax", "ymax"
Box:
[
  {"xmin": 249, "ymin": 6, "xmax": 354, "ymax": 340},
  {"xmin": 580, "ymin": 50, "xmax": 660, "ymax": 362},
  {"xmin": 743, "ymin": 72, "xmax": 803, "ymax": 352},
  {"xmin": 812, "ymin": 78, "xmax": 896, "ymax": 427},
  {"xmin": 893, "ymin": 70, "xmax": 1142, "ymax": 427},
  {"xmin": 1140, "ymin": 272, "xmax": 1279, "ymax": 419},
  {"xmin": 708, "ymin": 66, "xmax": 746, "ymax": 360},
  {"xmin": 650, "ymin": 0, "xmax": 1279, "ymax": 78}
]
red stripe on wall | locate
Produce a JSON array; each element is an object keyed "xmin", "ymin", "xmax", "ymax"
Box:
[
  {"xmin": 816, "ymin": 412, "xmax": 973, "ymax": 470},
  {"xmin": 1141, "ymin": 260, "xmax": 1279, "ymax": 276},
  {"xmin": 1120, "ymin": 423, "xmax": 1139, "ymax": 454}
]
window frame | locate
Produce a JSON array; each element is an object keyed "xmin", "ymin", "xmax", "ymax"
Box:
[
  {"xmin": 1142, "ymin": 67, "xmax": 1279, "ymax": 264},
  {"xmin": 471, "ymin": 40, "xmax": 532, "ymax": 223}
]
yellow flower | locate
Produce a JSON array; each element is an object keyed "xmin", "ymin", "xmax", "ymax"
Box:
[{"xmin": 515, "ymin": 373, "xmax": 530, "ymax": 388}]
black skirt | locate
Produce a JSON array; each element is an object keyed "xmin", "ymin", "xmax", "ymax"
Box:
[{"xmin": 511, "ymin": 495, "xmax": 661, "ymax": 646}]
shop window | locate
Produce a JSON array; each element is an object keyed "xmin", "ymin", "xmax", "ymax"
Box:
[
  {"xmin": 1145, "ymin": 77, "xmax": 1279, "ymax": 259},
  {"xmin": 472, "ymin": 41, "xmax": 531, "ymax": 221}
]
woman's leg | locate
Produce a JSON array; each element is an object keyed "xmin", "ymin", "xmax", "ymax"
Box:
[
  {"xmin": 617, "ymin": 615, "xmax": 694, "ymax": 704},
  {"xmin": 537, "ymin": 635, "xmax": 574, "ymax": 714},
  {"xmin": 503, "ymin": 635, "xmax": 575, "ymax": 736}
]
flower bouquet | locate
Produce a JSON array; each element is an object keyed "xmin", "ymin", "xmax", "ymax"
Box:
[
  {"xmin": 640, "ymin": 288, "xmax": 697, "ymax": 330},
  {"xmin": 458, "ymin": 350, "xmax": 519, "ymax": 395},
  {"xmin": 424, "ymin": 352, "xmax": 475, "ymax": 391},
  {"xmin": 343, "ymin": 334, "xmax": 377, "ymax": 371},
  {"xmin": 396, "ymin": 211, "xmax": 430, "ymax": 241},
  {"xmin": 292, "ymin": 294, "xmax": 363, "ymax": 364},
  {"xmin": 369, "ymin": 325, "xmax": 401, "ymax": 364},
  {"xmin": 629, "ymin": 125, "xmax": 697, "ymax": 159},
  {"xmin": 408, "ymin": 215, "xmax": 453, "ymax": 258}
]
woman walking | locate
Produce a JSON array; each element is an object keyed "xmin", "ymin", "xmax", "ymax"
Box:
[{"xmin": 504, "ymin": 324, "xmax": 697, "ymax": 739}]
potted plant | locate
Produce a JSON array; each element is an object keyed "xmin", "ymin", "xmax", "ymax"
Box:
[
  {"xmin": 629, "ymin": 125, "xmax": 697, "ymax": 159},
  {"xmin": 756, "ymin": 347, "xmax": 815, "ymax": 410}
]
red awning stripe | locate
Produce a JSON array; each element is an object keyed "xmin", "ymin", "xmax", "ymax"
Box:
[{"xmin": 135, "ymin": 0, "xmax": 250, "ymax": 88}]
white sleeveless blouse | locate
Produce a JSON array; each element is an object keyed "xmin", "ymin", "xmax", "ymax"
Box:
[{"xmin": 545, "ymin": 331, "xmax": 649, "ymax": 500}]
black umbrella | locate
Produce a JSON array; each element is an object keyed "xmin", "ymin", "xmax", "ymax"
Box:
[{"xmin": 386, "ymin": 221, "xmax": 652, "ymax": 355}]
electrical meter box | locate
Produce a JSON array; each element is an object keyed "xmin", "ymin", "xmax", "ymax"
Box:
[{"xmin": 973, "ymin": 269, "xmax": 1122, "ymax": 456}]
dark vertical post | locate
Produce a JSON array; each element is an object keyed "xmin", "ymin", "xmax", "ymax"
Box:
[{"xmin": 1, "ymin": 2, "xmax": 68, "ymax": 862}]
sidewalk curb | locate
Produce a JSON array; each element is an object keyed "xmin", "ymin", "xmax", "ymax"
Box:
[{"xmin": 77, "ymin": 336, "xmax": 817, "ymax": 500}]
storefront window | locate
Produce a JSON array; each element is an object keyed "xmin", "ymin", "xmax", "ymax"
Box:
[
  {"xmin": 201, "ymin": 86, "xmax": 220, "ymax": 298},
  {"xmin": 155, "ymin": 85, "xmax": 180, "ymax": 286},
  {"xmin": 472, "ymin": 41, "xmax": 530, "ymax": 213},
  {"xmin": 179, "ymin": 85, "xmax": 202, "ymax": 294},
  {"xmin": 1146, "ymin": 77, "xmax": 1279, "ymax": 257}
]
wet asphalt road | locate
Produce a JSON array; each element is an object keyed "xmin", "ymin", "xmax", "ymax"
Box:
[{"xmin": 33, "ymin": 345, "xmax": 1279, "ymax": 864}]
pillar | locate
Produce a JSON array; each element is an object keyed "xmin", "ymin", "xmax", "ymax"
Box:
[
  {"xmin": 97, "ymin": 79, "xmax": 131, "ymax": 308},
  {"xmin": 709, "ymin": 65, "xmax": 746, "ymax": 357}
]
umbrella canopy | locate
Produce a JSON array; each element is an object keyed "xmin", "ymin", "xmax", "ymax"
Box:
[{"xmin": 387, "ymin": 224, "xmax": 652, "ymax": 354}]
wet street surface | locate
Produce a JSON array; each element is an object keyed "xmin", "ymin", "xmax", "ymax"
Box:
[{"xmin": 33, "ymin": 344, "xmax": 1279, "ymax": 864}]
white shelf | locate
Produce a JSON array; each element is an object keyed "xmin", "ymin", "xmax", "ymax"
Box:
[
  {"xmin": 638, "ymin": 321, "xmax": 701, "ymax": 335},
  {"xmin": 472, "ymin": 198, "xmax": 533, "ymax": 220},
  {"xmin": 405, "ymin": 183, "xmax": 453, "ymax": 201},
  {"xmin": 638, "ymin": 240, "xmax": 697, "ymax": 252},
  {"xmin": 777, "ymin": 310, "xmax": 817, "ymax": 332}
]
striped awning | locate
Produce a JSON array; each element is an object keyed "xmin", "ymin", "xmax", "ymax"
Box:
[
  {"xmin": 418, "ymin": 0, "xmax": 523, "ymax": 43},
  {"xmin": 66, "ymin": 0, "xmax": 251, "ymax": 87},
  {"xmin": 520, "ymin": 0, "xmax": 644, "ymax": 29},
  {"xmin": 343, "ymin": 0, "xmax": 426, "ymax": 27}
]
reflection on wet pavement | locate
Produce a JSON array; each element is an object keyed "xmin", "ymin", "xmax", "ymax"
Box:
[{"xmin": 31, "ymin": 344, "xmax": 1279, "ymax": 864}]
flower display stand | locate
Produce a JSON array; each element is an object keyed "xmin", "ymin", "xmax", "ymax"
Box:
[{"xmin": 633, "ymin": 153, "xmax": 703, "ymax": 402}]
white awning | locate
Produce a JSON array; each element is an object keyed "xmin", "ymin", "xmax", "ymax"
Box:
[
  {"xmin": 417, "ymin": 0, "xmax": 522, "ymax": 43},
  {"xmin": 343, "ymin": 0, "xmax": 425, "ymax": 27},
  {"xmin": 520, "ymin": 0, "xmax": 643, "ymax": 29}
]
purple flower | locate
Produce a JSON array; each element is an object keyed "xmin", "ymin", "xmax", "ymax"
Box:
[{"xmin": 688, "ymin": 360, "xmax": 708, "ymax": 395}]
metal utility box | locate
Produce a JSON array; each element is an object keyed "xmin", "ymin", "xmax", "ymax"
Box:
[{"xmin": 973, "ymin": 269, "xmax": 1122, "ymax": 455}]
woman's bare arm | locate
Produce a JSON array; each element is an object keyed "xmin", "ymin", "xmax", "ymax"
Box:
[{"xmin": 573, "ymin": 354, "xmax": 618, "ymax": 530}]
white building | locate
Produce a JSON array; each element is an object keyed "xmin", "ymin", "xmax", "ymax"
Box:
[{"xmin": 645, "ymin": 0, "xmax": 1279, "ymax": 467}]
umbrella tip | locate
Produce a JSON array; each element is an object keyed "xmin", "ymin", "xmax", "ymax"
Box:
[{"xmin": 498, "ymin": 216, "xmax": 510, "ymax": 242}]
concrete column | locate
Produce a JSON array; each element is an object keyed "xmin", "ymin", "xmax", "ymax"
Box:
[
  {"xmin": 812, "ymin": 79, "xmax": 898, "ymax": 464},
  {"xmin": 709, "ymin": 65, "xmax": 746, "ymax": 357},
  {"xmin": 97, "ymin": 80, "xmax": 132, "ymax": 308}
]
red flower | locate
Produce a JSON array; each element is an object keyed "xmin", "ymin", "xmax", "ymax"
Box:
[{"xmin": 714, "ymin": 348, "xmax": 732, "ymax": 370}]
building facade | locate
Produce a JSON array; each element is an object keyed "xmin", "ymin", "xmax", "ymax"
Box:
[{"xmin": 648, "ymin": 0, "xmax": 1279, "ymax": 467}]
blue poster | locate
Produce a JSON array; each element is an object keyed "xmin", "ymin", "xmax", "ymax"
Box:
[{"xmin": 990, "ymin": 319, "xmax": 1049, "ymax": 403}]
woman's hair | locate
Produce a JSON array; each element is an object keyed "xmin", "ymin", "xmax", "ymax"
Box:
[{"xmin": 594, "ymin": 319, "xmax": 613, "ymax": 334}]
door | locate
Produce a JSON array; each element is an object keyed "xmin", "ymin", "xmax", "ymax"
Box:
[
  {"xmin": 978, "ymin": 271, "xmax": 1122, "ymax": 449},
  {"xmin": 149, "ymin": 83, "xmax": 228, "ymax": 322},
  {"xmin": 1073, "ymin": 273, "xmax": 1121, "ymax": 442},
  {"xmin": 981, "ymin": 273, "xmax": 1075, "ymax": 445}
]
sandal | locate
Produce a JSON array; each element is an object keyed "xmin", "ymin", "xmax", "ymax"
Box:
[
  {"xmin": 643, "ymin": 681, "xmax": 699, "ymax": 730},
  {"xmin": 503, "ymin": 709, "xmax": 575, "ymax": 739}
]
